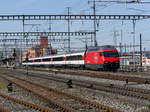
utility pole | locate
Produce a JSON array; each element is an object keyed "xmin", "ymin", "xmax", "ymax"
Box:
[
  {"xmin": 132, "ymin": 20, "xmax": 136, "ymax": 66},
  {"xmin": 120, "ymin": 29, "xmax": 123, "ymax": 56},
  {"xmin": 113, "ymin": 29, "xmax": 119, "ymax": 46},
  {"xmin": 140, "ymin": 33, "xmax": 142, "ymax": 68},
  {"xmin": 93, "ymin": 0, "xmax": 97, "ymax": 47},
  {"xmin": 21, "ymin": 15, "xmax": 25, "ymax": 63},
  {"xmin": 88, "ymin": 0, "xmax": 98, "ymax": 47},
  {"xmin": 24, "ymin": 24, "xmax": 41, "ymax": 45},
  {"xmin": 23, "ymin": 15, "xmax": 28, "ymax": 75},
  {"xmin": 119, "ymin": 43, "xmax": 122, "ymax": 56},
  {"xmin": 120, "ymin": 29, "xmax": 123, "ymax": 46},
  {"xmin": 132, "ymin": 20, "xmax": 136, "ymax": 52},
  {"xmin": 87, "ymin": 0, "xmax": 150, "ymax": 47},
  {"xmin": 48, "ymin": 20, "xmax": 52, "ymax": 46},
  {"xmin": 125, "ymin": 44, "xmax": 127, "ymax": 54},
  {"xmin": 3, "ymin": 35, "xmax": 7, "ymax": 58},
  {"xmin": 67, "ymin": 7, "xmax": 71, "ymax": 52}
]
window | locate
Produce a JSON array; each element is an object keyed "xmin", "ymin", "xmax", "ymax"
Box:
[
  {"xmin": 66, "ymin": 55, "xmax": 82, "ymax": 60},
  {"xmin": 22, "ymin": 60, "xmax": 26, "ymax": 63},
  {"xmin": 28, "ymin": 60, "xmax": 32, "ymax": 62},
  {"xmin": 53, "ymin": 57, "xmax": 64, "ymax": 61},
  {"xmin": 100, "ymin": 51, "xmax": 119, "ymax": 57},
  {"xmin": 43, "ymin": 58, "xmax": 51, "ymax": 62},
  {"xmin": 34, "ymin": 59, "xmax": 41, "ymax": 62},
  {"xmin": 23, "ymin": 60, "xmax": 32, "ymax": 63}
]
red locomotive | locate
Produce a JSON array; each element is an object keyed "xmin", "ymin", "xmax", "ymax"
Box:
[{"xmin": 22, "ymin": 45, "xmax": 120, "ymax": 71}]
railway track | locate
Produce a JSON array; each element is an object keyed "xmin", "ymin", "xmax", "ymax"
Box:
[
  {"xmin": 4, "ymin": 67, "xmax": 150, "ymax": 84},
  {"xmin": 0, "ymin": 93, "xmax": 55, "ymax": 112},
  {"xmin": 15, "ymin": 67, "xmax": 150, "ymax": 84},
  {"xmin": 1, "ymin": 74, "xmax": 122, "ymax": 112},
  {"xmin": 0, "ymin": 105, "xmax": 10, "ymax": 112},
  {"xmin": 9, "ymin": 68, "xmax": 150, "ymax": 102},
  {"xmin": 50, "ymin": 68, "xmax": 150, "ymax": 84},
  {"xmin": 18, "ymin": 71, "xmax": 150, "ymax": 101},
  {"xmin": 1, "ymin": 68, "xmax": 150, "ymax": 106},
  {"xmin": 1, "ymin": 76, "xmax": 77, "ymax": 112}
]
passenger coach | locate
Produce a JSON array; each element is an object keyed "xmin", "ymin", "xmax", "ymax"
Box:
[{"xmin": 22, "ymin": 45, "xmax": 120, "ymax": 71}]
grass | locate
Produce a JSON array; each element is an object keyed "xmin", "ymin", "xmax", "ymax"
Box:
[
  {"xmin": 143, "ymin": 106, "xmax": 150, "ymax": 112},
  {"xmin": 0, "ymin": 83, "xmax": 6, "ymax": 89}
]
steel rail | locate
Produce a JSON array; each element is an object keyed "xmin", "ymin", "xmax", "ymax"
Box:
[
  {"xmin": 1, "ymin": 75, "xmax": 79, "ymax": 112},
  {"xmin": 48, "ymin": 69, "xmax": 150, "ymax": 84},
  {"xmin": 23, "ymin": 67, "xmax": 149, "ymax": 84},
  {"xmin": 14, "ymin": 68, "xmax": 150, "ymax": 95},
  {"xmin": 2, "ymin": 67, "xmax": 150, "ymax": 101},
  {"xmin": 14, "ymin": 69, "xmax": 150, "ymax": 101},
  {"xmin": 2, "ymin": 74, "xmax": 122, "ymax": 112},
  {"xmin": 0, "ymin": 105, "xmax": 10, "ymax": 112},
  {"xmin": 0, "ymin": 93, "xmax": 55, "ymax": 112}
]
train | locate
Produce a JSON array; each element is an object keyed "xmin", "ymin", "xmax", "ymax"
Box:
[{"xmin": 22, "ymin": 45, "xmax": 120, "ymax": 71}]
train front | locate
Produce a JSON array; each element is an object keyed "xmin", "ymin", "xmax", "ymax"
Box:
[
  {"xmin": 100, "ymin": 50, "xmax": 120, "ymax": 71},
  {"xmin": 85, "ymin": 45, "xmax": 120, "ymax": 71}
]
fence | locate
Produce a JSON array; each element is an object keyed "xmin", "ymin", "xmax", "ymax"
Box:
[{"xmin": 119, "ymin": 65, "xmax": 150, "ymax": 72}]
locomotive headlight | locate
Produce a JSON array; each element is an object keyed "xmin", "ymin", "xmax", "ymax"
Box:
[{"xmin": 104, "ymin": 61, "xmax": 108, "ymax": 63}]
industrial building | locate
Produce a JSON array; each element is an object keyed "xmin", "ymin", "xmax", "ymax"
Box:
[
  {"xmin": 22, "ymin": 36, "xmax": 57, "ymax": 60},
  {"xmin": 120, "ymin": 52, "xmax": 150, "ymax": 66}
]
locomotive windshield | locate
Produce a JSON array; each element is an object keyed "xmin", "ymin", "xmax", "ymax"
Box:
[{"xmin": 100, "ymin": 51, "xmax": 119, "ymax": 57}]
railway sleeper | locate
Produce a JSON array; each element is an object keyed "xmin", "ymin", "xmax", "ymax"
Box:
[
  {"xmin": 0, "ymin": 93, "xmax": 55, "ymax": 112},
  {"xmin": 2, "ymin": 76, "xmax": 77, "ymax": 112},
  {"xmin": 0, "ymin": 106, "xmax": 10, "ymax": 112},
  {"xmin": 3, "ymin": 75, "xmax": 122, "ymax": 112}
]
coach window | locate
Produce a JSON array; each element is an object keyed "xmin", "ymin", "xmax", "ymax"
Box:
[
  {"xmin": 100, "ymin": 52, "xmax": 104, "ymax": 56},
  {"xmin": 43, "ymin": 58, "xmax": 51, "ymax": 62},
  {"xmin": 34, "ymin": 59, "xmax": 41, "ymax": 62},
  {"xmin": 28, "ymin": 60, "xmax": 32, "ymax": 62},
  {"xmin": 53, "ymin": 57, "xmax": 63, "ymax": 61},
  {"xmin": 75, "ymin": 55, "xmax": 82, "ymax": 60},
  {"xmin": 67, "ymin": 55, "xmax": 82, "ymax": 60},
  {"xmin": 26, "ymin": 60, "xmax": 32, "ymax": 63},
  {"xmin": 66, "ymin": 56, "xmax": 72, "ymax": 60},
  {"xmin": 66, "ymin": 56, "xmax": 73, "ymax": 60}
]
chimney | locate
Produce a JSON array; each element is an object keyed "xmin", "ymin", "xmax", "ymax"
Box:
[{"xmin": 40, "ymin": 36, "xmax": 48, "ymax": 48}]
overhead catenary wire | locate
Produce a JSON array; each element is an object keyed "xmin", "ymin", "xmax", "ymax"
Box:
[{"xmin": 94, "ymin": 0, "xmax": 150, "ymax": 4}]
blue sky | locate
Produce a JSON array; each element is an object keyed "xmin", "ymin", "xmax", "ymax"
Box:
[
  {"xmin": 0, "ymin": 0, "xmax": 87, "ymax": 14},
  {"xmin": 0, "ymin": 0, "xmax": 150, "ymax": 52}
]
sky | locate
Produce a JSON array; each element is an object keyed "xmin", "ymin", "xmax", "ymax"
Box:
[
  {"xmin": 0, "ymin": 0, "xmax": 150, "ymax": 52},
  {"xmin": 0, "ymin": 0, "xmax": 87, "ymax": 14}
]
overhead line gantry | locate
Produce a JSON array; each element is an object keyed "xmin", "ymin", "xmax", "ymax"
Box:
[
  {"xmin": 0, "ymin": 15, "xmax": 150, "ymax": 20},
  {"xmin": 91, "ymin": 0, "xmax": 150, "ymax": 4},
  {"xmin": 0, "ymin": 32, "xmax": 94, "ymax": 37}
]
